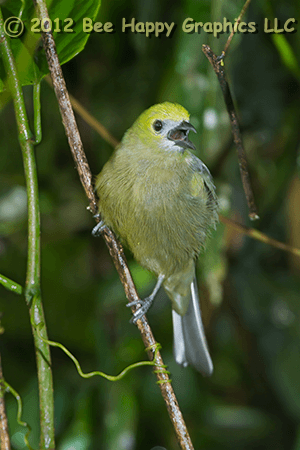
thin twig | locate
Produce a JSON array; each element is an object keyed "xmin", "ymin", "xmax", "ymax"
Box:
[
  {"xmin": 0, "ymin": 354, "xmax": 11, "ymax": 450},
  {"xmin": 223, "ymin": 0, "xmax": 252, "ymax": 55},
  {"xmin": 202, "ymin": 44, "xmax": 258, "ymax": 220},
  {"xmin": 202, "ymin": 0, "xmax": 258, "ymax": 220},
  {"xmin": 45, "ymin": 76, "xmax": 119, "ymax": 152},
  {"xmin": 0, "ymin": 8, "xmax": 55, "ymax": 449},
  {"xmin": 35, "ymin": 2, "xmax": 195, "ymax": 448},
  {"xmin": 69, "ymin": 91, "xmax": 120, "ymax": 148},
  {"xmin": 220, "ymin": 215, "xmax": 300, "ymax": 257}
]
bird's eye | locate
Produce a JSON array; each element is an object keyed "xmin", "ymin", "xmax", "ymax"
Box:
[{"xmin": 153, "ymin": 120, "xmax": 163, "ymax": 132}]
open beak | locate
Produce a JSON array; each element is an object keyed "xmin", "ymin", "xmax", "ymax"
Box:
[{"xmin": 167, "ymin": 120, "xmax": 197, "ymax": 151}]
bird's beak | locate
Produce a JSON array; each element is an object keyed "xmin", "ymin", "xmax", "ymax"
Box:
[{"xmin": 167, "ymin": 121, "xmax": 197, "ymax": 151}]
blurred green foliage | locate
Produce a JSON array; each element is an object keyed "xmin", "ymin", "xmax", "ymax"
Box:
[
  {"xmin": 0, "ymin": 0, "xmax": 101, "ymax": 89},
  {"xmin": 1, "ymin": 0, "xmax": 300, "ymax": 449}
]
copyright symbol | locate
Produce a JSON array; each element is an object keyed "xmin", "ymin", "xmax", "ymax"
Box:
[{"xmin": 4, "ymin": 17, "xmax": 24, "ymax": 38}]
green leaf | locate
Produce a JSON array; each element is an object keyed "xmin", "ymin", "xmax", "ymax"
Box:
[{"xmin": 0, "ymin": 0, "xmax": 101, "ymax": 91}]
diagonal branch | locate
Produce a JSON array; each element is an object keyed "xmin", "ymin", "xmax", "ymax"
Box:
[
  {"xmin": 34, "ymin": 1, "xmax": 195, "ymax": 448},
  {"xmin": 223, "ymin": 0, "xmax": 252, "ymax": 55},
  {"xmin": 202, "ymin": 0, "xmax": 258, "ymax": 220},
  {"xmin": 202, "ymin": 44, "xmax": 258, "ymax": 221}
]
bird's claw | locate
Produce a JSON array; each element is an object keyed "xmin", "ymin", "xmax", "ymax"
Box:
[
  {"xmin": 126, "ymin": 274, "xmax": 164, "ymax": 324},
  {"xmin": 127, "ymin": 296, "xmax": 153, "ymax": 324},
  {"xmin": 92, "ymin": 219, "xmax": 106, "ymax": 236}
]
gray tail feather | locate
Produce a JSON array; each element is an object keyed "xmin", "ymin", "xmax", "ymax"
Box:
[{"xmin": 172, "ymin": 278, "xmax": 213, "ymax": 376}]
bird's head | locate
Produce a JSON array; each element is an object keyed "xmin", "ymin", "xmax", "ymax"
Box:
[{"xmin": 126, "ymin": 102, "xmax": 197, "ymax": 153}]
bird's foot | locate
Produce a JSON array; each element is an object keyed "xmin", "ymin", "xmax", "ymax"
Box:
[
  {"xmin": 126, "ymin": 274, "xmax": 165, "ymax": 324},
  {"xmin": 92, "ymin": 219, "xmax": 106, "ymax": 236},
  {"xmin": 126, "ymin": 295, "xmax": 155, "ymax": 324}
]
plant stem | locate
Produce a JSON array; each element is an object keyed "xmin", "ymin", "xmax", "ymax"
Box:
[
  {"xmin": 33, "ymin": 81, "xmax": 42, "ymax": 144},
  {"xmin": 0, "ymin": 9, "xmax": 55, "ymax": 449},
  {"xmin": 0, "ymin": 354, "xmax": 11, "ymax": 450}
]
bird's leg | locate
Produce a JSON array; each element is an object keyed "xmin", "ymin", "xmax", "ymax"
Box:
[
  {"xmin": 92, "ymin": 217, "xmax": 106, "ymax": 236},
  {"xmin": 127, "ymin": 274, "xmax": 165, "ymax": 324}
]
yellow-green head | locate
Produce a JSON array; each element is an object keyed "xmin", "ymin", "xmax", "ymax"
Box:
[{"xmin": 123, "ymin": 102, "xmax": 197, "ymax": 153}]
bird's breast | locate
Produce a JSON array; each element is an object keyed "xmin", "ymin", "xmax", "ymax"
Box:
[{"xmin": 98, "ymin": 151, "xmax": 211, "ymax": 276}]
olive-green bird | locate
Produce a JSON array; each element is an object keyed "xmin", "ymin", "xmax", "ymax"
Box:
[{"xmin": 93, "ymin": 102, "xmax": 218, "ymax": 376}]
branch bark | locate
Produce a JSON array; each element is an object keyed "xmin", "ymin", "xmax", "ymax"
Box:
[
  {"xmin": 202, "ymin": 0, "xmax": 258, "ymax": 220},
  {"xmin": 202, "ymin": 44, "xmax": 258, "ymax": 221},
  {"xmin": 34, "ymin": 1, "xmax": 195, "ymax": 448}
]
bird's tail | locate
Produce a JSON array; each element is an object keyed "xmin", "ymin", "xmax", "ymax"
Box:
[{"xmin": 172, "ymin": 278, "xmax": 213, "ymax": 376}]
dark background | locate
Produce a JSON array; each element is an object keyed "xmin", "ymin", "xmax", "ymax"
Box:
[{"xmin": 1, "ymin": 0, "xmax": 300, "ymax": 449}]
